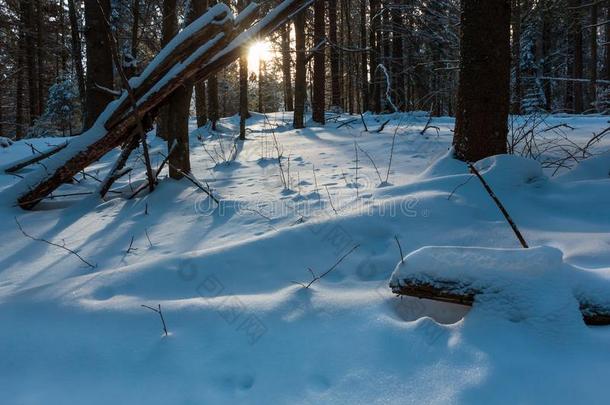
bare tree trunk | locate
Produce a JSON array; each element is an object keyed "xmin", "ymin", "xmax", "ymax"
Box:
[
  {"xmin": 239, "ymin": 52, "xmax": 248, "ymax": 139},
  {"xmin": 195, "ymin": 0, "xmax": 209, "ymax": 128},
  {"xmin": 156, "ymin": 0, "xmax": 178, "ymax": 141},
  {"xmin": 511, "ymin": 0, "xmax": 522, "ymax": 114},
  {"xmin": 329, "ymin": 0, "xmax": 340, "ymax": 108},
  {"xmin": 281, "ymin": 24, "xmax": 294, "ymax": 111},
  {"xmin": 280, "ymin": 24, "xmax": 294, "ymax": 111},
  {"xmin": 312, "ymin": 0, "xmax": 326, "ymax": 123},
  {"xmin": 541, "ymin": 0, "xmax": 552, "ymax": 111},
  {"xmin": 84, "ymin": 0, "xmax": 114, "ymax": 129},
  {"xmin": 68, "ymin": 0, "xmax": 86, "ymax": 112},
  {"xmin": 391, "ymin": 1, "xmax": 404, "ymax": 111},
  {"xmin": 208, "ymin": 75, "xmax": 219, "ymax": 130},
  {"xmin": 293, "ymin": 12, "xmax": 306, "ymax": 128},
  {"xmin": 453, "ymin": 0, "xmax": 510, "ymax": 162},
  {"xmin": 35, "ymin": 0, "xmax": 44, "ymax": 116},
  {"xmin": 369, "ymin": 0, "xmax": 381, "ymax": 113},
  {"xmin": 571, "ymin": 0, "xmax": 584, "ymax": 113},
  {"xmin": 166, "ymin": 0, "xmax": 207, "ymax": 179},
  {"xmin": 606, "ymin": 1, "xmax": 610, "ymax": 81},
  {"xmin": 360, "ymin": 0, "xmax": 369, "ymax": 112},
  {"xmin": 21, "ymin": 0, "xmax": 39, "ymax": 125},
  {"xmin": 590, "ymin": 2, "xmax": 598, "ymax": 111},
  {"xmin": 258, "ymin": 59, "xmax": 264, "ymax": 112},
  {"xmin": 16, "ymin": 46, "xmax": 25, "ymax": 140}
]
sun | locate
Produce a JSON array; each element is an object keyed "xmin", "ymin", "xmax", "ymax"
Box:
[{"xmin": 248, "ymin": 40, "xmax": 272, "ymax": 73}]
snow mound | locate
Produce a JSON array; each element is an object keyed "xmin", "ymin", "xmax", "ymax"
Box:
[
  {"xmin": 418, "ymin": 148, "xmax": 467, "ymax": 179},
  {"xmin": 475, "ymin": 154, "xmax": 545, "ymax": 187},
  {"xmin": 389, "ymin": 246, "xmax": 584, "ymax": 327},
  {"xmin": 558, "ymin": 151, "xmax": 610, "ymax": 182},
  {"xmin": 0, "ymin": 137, "xmax": 12, "ymax": 148}
]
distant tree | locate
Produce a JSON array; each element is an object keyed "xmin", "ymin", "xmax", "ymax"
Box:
[{"xmin": 31, "ymin": 75, "xmax": 81, "ymax": 137}]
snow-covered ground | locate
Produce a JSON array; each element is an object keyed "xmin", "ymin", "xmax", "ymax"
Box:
[{"xmin": 1, "ymin": 112, "xmax": 610, "ymax": 404}]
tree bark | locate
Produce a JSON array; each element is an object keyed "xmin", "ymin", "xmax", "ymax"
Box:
[
  {"xmin": 453, "ymin": 0, "xmax": 510, "ymax": 162},
  {"xmin": 312, "ymin": 0, "xmax": 326, "ymax": 123},
  {"xmin": 541, "ymin": 0, "xmax": 552, "ymax": 111},
  {"xmin": 258, "ymin": 59, "xmax": 264, "ymax": 112},
  {"xmin": 391, "ymin": 1, "xmax": 404, "ymax": 111},
  {"xmin": 84, "ymin": 0, "xmax": 114, "ymax": 129},
  {"xmin": 208, "ymin": 75, "xmax": 219, "ymax": 130},
  {"xmin": 68, "ymin": 0, "xmax": 86, "ymax": 113},
  {"xmin": 35, "ymin": 0, "xmax": 45, "ymax": 116},
  {"xmin": 194, "ymin": 0, "xmax": 209, "ymax": 128},
  {"xmin": 281, "ymin": 24, "xmax": 294, "ymax": 111},
  {"xmin": 156, "ymin": 0, "xmax": 179, "ymax": 141},
  {"xmin": 16, "ymin": 25, "xmax": 26, "ymax": 139},
  {"xmin": 369, "ymin": 0, "xmax": 381, "ymax": 113},
  {"xmin": 511, "ymin": 0, "xmax": 522, "ymax": 114},
  {"xmin": 570, "ymin": 0, "xmax": 584, "ymax": 113},
  {"xmin": 20, "ymin": 0, "xmax": 39, "ymax": 124},
  {"xmin": 590, "ymin": 2, "xmax": 598, "ymax": 111},
  {"xmin": 293, "ymin": 12, "xmax": 306, "ymax": 128},
  {"xmin": 329, "ymin": 0, "xmax": 340, "ymax": 108},
  {"xmin": 605, "ymin": 1, "xmax": 610, "ymax": 81},
  {"xmin": 360, "ymin": 0, "xmax": 369, "ymax": 112}
]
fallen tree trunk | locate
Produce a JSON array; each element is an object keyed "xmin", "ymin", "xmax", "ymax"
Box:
[
  {"xmin": 3, "ymin": 141, "xmax": 68, "ymax": 173},
  {"xmin": 13, "ymin": 0, "xmax": 312, "ymax": 209},
  {"xmin": 390, "ymin": 279, "xmax": 610, "ymax": 326}
]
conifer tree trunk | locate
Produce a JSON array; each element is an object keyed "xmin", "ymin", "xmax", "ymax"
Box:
[
  {"xmin": 21, "ymin": 0, "xmax": 39, "ymax": 124},
  {"xmin": 166, "ymin": 0, "xmax": 209, "ymax": 179},
  {"xmin": 68, "ymin": 0, "xmax": 86, "ymax": 112},
  {"xmin": 281, "ymin": 24, "xmax": 294, "ymax": 111},
  {"xmin": 329, "ymin": 0, "xmax": 340, "ymax": 108},
  {"xmin": 16, "ymin": 47, "xmax": 25, "ymax": 139},
  {"xmin": 360, "ymin": 0, "xmax": 369, "ymax": 112},
  {"xmin": 35, "ymin": 0, "xmax": 44, "ymax": 116},
  {"xmin": 239, "ymin": 52, "xmax": 248, "ymax": 138},
  {"xmin": 590, "ymin": 2, "xmax": 598, "ymax": 110},
  {"xmin": 511, "ymin": 0, "xmax": 522, "ymax": 114},
  {"xmin": 391, "ymin": 2, "xmax": 404, "ymax": 111},
  {"xmin": 453, "ymin": 0, "xmax": 510, "ymax": 162},
  {"xmin": 83, "ymin": 0, "xmax": 113, "ymax": 129},
  {"xmin": 541, "ymin": 0, "xmax": 552, "ymax": 110},
  {"xmin": 258, "ymin": 59, "xmax": 264, "ymax": 112},
  {"xmin": 312, "ymin": 0, "xmax": 326, "ymax": 123},
  {"xmin": 570, "ymin": 0, "xmax": 584, "ymax": 113},
  {"xmin": 208, "ymin": 75, "xmax": 219, "ymax": 130},
  {"xmin": 369, "ymin": 0, "xmax": 381, "ymax": 113},
  {"xmin": 156, "ymin": 0, "xmax": 178, "ymax": 141},
  {"xmin": 293, "ymin": 13, "xmax": 306, "ymax": 128},
  {"xmin": 605, "ymin": 1, "xmax": 610, "ymax": 81}
]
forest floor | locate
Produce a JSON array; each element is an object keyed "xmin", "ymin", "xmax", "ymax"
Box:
[{"xmin": 1, "ymin": 112, "xmax": 610, "ymax": 404}]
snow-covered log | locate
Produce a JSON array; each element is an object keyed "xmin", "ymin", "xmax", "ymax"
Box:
[
  {"xmin": 389, "ymin": 246, "xmax": 610, "ymax": 326},
  {"xmin": 9, "ymin": 0, "xmax": 313, "ymax": 209}
]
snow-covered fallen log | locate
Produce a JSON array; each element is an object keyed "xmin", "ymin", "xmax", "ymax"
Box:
[
  {"xmin": 389, "ymin": 246, "xmax": 610, "ymax": 326},
  {"xmin": 6, "ymin": 0, "xmax": 313, "ymax": 209}
]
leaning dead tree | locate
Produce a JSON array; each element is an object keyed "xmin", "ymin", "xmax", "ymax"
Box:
[{"xmin": 7, "ymin": 0, "xmax": 313, "ymax": 209}]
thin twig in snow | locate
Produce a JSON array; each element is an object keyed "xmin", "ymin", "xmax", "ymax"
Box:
[
  {"xmin": 15, "ymin": 217, "xmax": 96, "ymax": 268},
  {"xmin": 141, "ymin": 304, "xmax": 169, "ymax": 336},
  {"xmin": 292, "ymin": 244, "xmax": 360, "ymax": 288}
]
